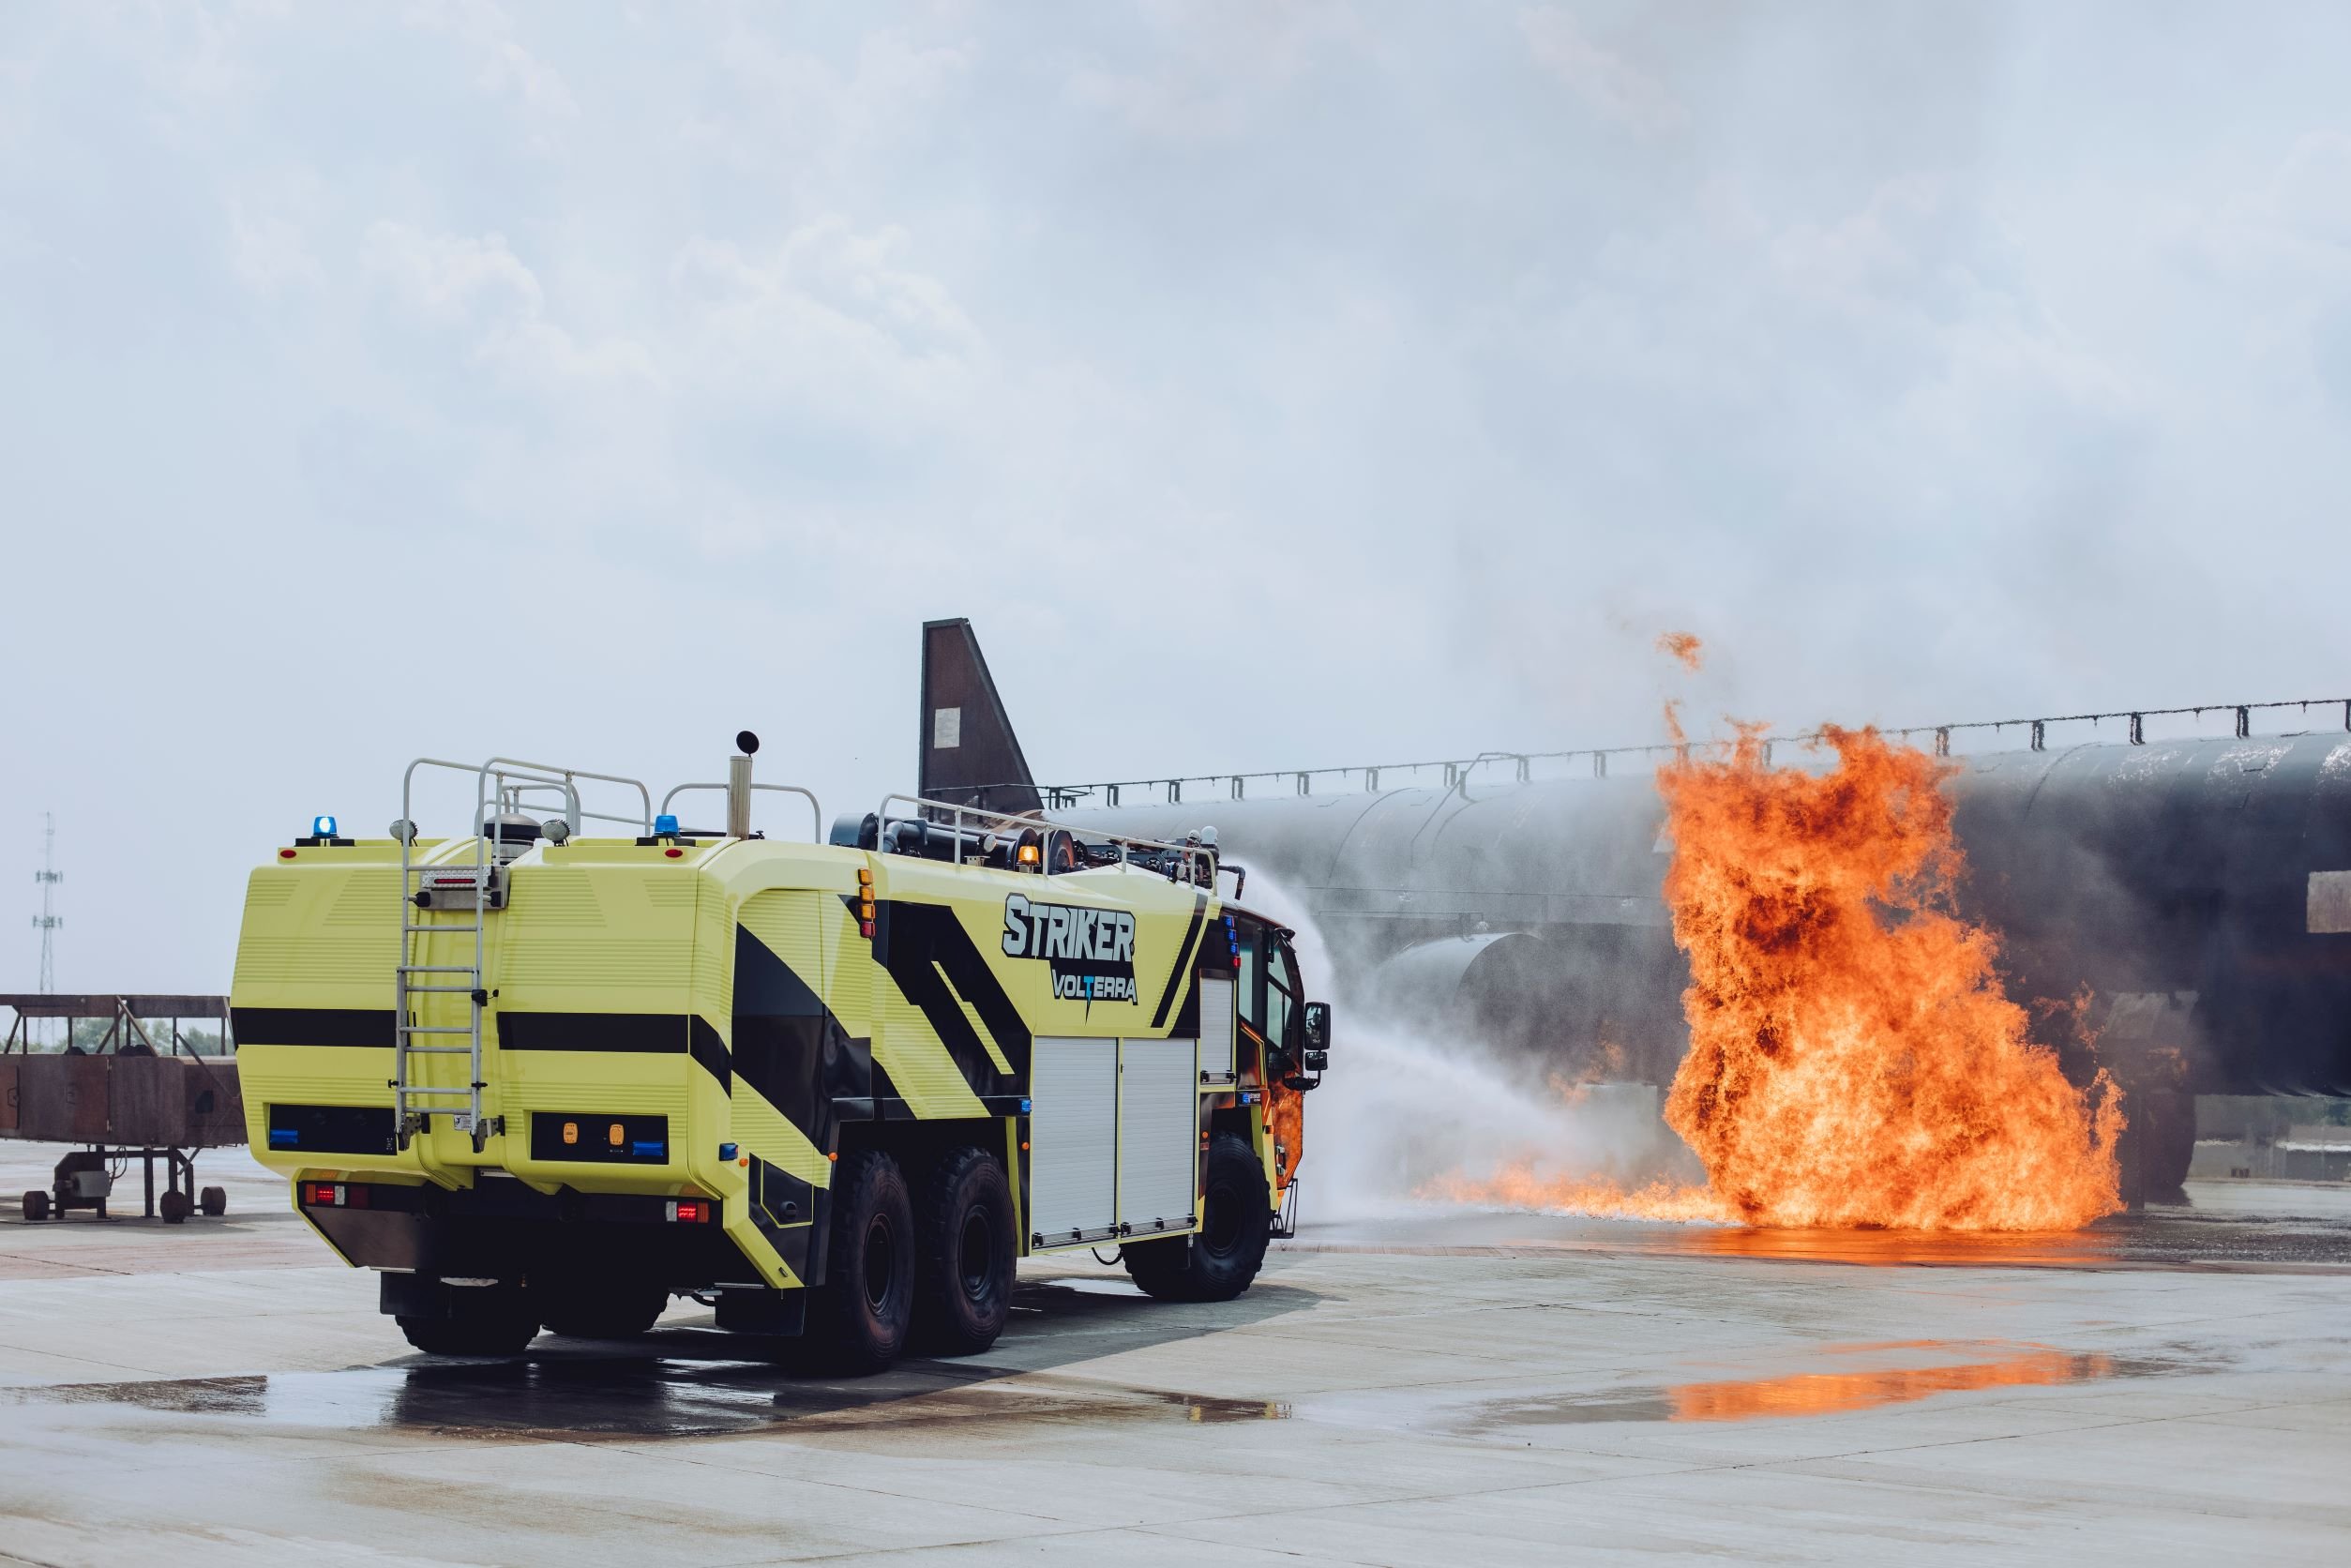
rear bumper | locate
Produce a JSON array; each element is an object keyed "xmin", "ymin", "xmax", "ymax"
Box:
[{"xmin": 301, "ymin": 1177, "xmax": 759, "ymax": 1290}]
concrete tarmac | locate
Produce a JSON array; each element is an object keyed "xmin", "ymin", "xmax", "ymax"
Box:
[{"xmin": 2, "ymin": 1141, "xmax": 2348, "ymax": 1565}]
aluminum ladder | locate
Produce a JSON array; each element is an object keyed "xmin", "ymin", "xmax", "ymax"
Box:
[{"xmin": 393, "ymin": 832, "xmax": 494, "ymax": 1153}]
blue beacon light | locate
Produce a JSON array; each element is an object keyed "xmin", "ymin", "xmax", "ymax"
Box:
[
  {"xmin": 654, "ymin": 813, "xmax": 680, "ymax": 837},
  {"xmin": 311, "ymin": 815, "xmax": 338, "ymax": 838}
]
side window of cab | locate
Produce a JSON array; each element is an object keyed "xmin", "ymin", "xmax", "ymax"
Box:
[
  {"xmin": 1266, "ymin": 934, "xmax": 1300, "ymax": 1061},
  {"xmin": 1232, "ymin": 914, "xmax": 1264, "ymax": 1033}
]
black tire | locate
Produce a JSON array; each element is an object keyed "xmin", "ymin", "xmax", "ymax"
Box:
[
  {"xmin": 537, "ymin": 1281, "xmax": 669, "ymax": 1340},
  {"xmin": 159, "ymin": 1189, "xmax": 192, "ymax": 1225},
  {"xmin": 199, "ymin": 1185, "xmax": 227, "ymax": 1217},
  {"xmin": 22, "ymin": 1190, "xmax": 48, "ymax": 1222},
  {"xmin": 911, "ymin": 1145, "xmax": 1017, "ymax": 1356},
  {"xmin": 397, "ymin": 1299, "xmax": 541, "ymax": 1357},
  {"xmin": 1124, "ymin": 1132, "xmax": 1271, "ymax": 1303},
  {"xmin": 797, "ymin": 1149, "xmax": 915, "ymax": 1376}
]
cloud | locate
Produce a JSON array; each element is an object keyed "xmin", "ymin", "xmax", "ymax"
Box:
[
  {"xmin": 402, "ymin": 0, "xmax": 576, "ymax": 124},
  {"xmin": 362, "ymin": 220, "xmax": 660, "ymax": 387},
  {"xmin": 1518, "ymin": 7, "xmax": 1685, "ymax": 136}
]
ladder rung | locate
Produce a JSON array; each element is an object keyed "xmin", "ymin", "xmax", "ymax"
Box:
[
  {"xmin": 398, "ymin": 1087, "xmax": 475, "ymax": 1095},
  {"xmin": 404, "ymin": 925, "xmax": 482, "ymax": 935},
  {"xmin": 402, "ymin": 985, "xmax": 480, "ymax": 994},
  {"xmin": 400, "ymin": 1046, "xmax": 473, "ymax": 1054},
  {"xmin": 399, "ymin": 1026, "xmax": 474, "ymax": 1034},
  {"xmin": 399, "ymin": 966, "xmax": 479, "ymax": 974}
]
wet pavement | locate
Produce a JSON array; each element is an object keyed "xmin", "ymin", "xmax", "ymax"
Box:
[{"xmin": 1, "ymin": 1153, "xmax": 2347, "ymax": 1563}]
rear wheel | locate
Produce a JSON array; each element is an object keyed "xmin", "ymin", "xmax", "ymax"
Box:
[
  {"xmin": 536, "ymin": 1279, "xmax": 669, "ymax": 1340},
  {"xmin": 1124, "ymin": 1132, "xmax": 1271, "ymax": 1303},
  {"xmin": 796, "ymin": 1149, "xmax": 914, "ymax": 1376},
  {"xmin": 912, "ymin": 1145, "xmax": 1016, "ymax": 1356},
  {"xmin": 398, "ymin": 1292, "xmax": 541, "ymax": 1357},
  {"xmin": 199, "ymin": 1185, "xmax": 228, "ymax": 1217},
  {"xmin": 159, "ymin": 1188, "xmax": 192, "ymax": 1225},
  {"xmin": 22, "ymin": 1190, "xmax": 49, "ymax": 1222}
]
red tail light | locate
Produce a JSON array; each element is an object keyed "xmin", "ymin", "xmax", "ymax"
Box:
[
  {"xmin": 666, "ymin": 1199, "xmax": 713, "ymax": 1224},
  {"xmin": 304, "ymin": 1182, "xmax": 370, "ymax": 1209}
]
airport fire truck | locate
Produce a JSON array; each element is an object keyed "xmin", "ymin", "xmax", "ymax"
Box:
[{"xmin": 232, "ymin": 739, "xmax": 1329, "ymax": 1366}]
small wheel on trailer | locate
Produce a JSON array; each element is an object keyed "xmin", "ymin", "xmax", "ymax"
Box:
[
  {"xmin": 536, "ymin": 1280, "xmax": 670, "ymax": 1339},
  {"xmin": 911, "ymin": 1144, "xmax": 1017, "ymax": 1356},
  {"xmin": 199, "ymin": 1185, "xmax": 227, "ymax": 1217},
  {"xmin": 22, "ymin": 1190, "xmax": 49, "ymax": 1223},
  {"xmin": 159, "ymin": 1189, "xmax": 192, "ymax": 1225},
  {"xmin": 1123, "ymin": 1131, "xmax": 1271, "ymax": 1304},
  {"xmin": 794, "ymin": 1148, "xmax": 914, "ymax": 1376}
]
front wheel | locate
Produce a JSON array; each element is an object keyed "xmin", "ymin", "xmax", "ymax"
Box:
[
  {"xmin": 22, "ymin": 1189, "xmax": 49, "ymax": 1222},
  {"xmin": 912, "ymin": 1145, "xmax": 1017, "ymax": 1356},
  {"xmin": 796, "ymin": 1149, "xmax": 915, "ymax": 1376},
  {"xmin": 1124, "ymin": 1132, "xmax": 1271, "ymax": 1303}
]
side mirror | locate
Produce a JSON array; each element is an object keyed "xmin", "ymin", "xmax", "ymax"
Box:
[{"xmin": 1303, "ymin": 1002, "xmax": 1331, "ymax": 1053}]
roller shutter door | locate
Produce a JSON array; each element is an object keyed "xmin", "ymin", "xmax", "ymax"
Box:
[
  {"xmin": 1198, "ymin": 974, "xmax": 1236, "ymax": 1081},
  {"xmin": 1118, "ymin": 1036, "xmax": 1198, "ymax": 1237},
  {"xmin": 1029, "ymin": 1036, "xmax": 1117, "ymax": 1245}
]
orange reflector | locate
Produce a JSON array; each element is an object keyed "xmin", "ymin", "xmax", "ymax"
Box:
[
  {"xmin": 856, "ymin": 867, "xmax": 873, "ymax": 886},
  {"xmin": 608, "ymin": 1122, "xmax": 625, "ymax": 1148},
  {"xmin": 562, "ymin": 1121, "xmax": 579, "ymax": 1146}
]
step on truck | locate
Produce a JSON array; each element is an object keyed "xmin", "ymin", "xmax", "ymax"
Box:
[{"xmin": 233, "ymin": 737, "xmax": 1331, "ymax": 1365}]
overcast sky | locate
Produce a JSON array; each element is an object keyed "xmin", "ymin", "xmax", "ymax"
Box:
[{"xmin": 7, "ymin": 2, "xmax": 2351, "ymax": 991}]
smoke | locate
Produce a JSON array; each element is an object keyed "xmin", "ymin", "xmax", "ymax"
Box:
[{"xmin": 1238, "ymin": 867, "xmax": 1699, "ymax": 1222}]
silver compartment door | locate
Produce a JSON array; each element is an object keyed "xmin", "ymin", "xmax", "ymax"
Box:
[
  {"xmin": 1198, "ymin": 974, "xmax": 1236, "ymax": 1082},
  {"xmin": 1029, "ymin": 1035, "xmax": 1118, "ymax": 1246},
  {"xmin": 1118, "ymin": 1036, "xmax": 1199, "ymax": 1238}
]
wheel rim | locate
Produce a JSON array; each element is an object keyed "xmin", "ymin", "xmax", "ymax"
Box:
[
  {"xmin": 958, "ymin": 1206, "xmax": 995, "ymax": 1300},
  {"xmin": 1202, "ymin": 1180, "xmax": 1243, "ymax": 1256},
  {"xmin": 862, "ymin": 1214, "xmax": 897, "ymax": 1311}
]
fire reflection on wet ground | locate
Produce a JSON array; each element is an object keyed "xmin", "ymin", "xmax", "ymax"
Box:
[{"xmin": 1441, "ymin": 1338, "xmax": 2193, "ymax": 1432}]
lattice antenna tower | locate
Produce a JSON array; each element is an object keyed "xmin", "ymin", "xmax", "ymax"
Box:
[{"xmin": 33, "ymin": 812, "xmax": 62, "ymax": 1004}]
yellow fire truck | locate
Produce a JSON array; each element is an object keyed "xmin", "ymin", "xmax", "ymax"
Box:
[{"xmin": 232, "ymin": 738, "xmax": 1329, "ymax": 1367}]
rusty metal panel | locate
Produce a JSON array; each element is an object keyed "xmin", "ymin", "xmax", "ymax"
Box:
[
  {"xmin": 16, "ymin": 1055, "xmax": 112, "ymax": 1142},
  {"xmin": 96, "ymin": 1056, "xmax": 246, "ymax": 1148}
]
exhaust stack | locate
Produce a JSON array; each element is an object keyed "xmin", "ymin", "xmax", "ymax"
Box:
[{"xmin": 729, "ymin": 731, "xmax": 759, "ymax": 838}]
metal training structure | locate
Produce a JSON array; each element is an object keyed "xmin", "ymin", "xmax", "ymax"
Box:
[{"xmin": 2, "ymin": 994, "xmax": 243, "ymax": 1223}]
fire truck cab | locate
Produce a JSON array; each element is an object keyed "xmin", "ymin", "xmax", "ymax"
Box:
[{"xmin": 232, "ymin": 741, "xmax": 1329, "ymax": 1368}]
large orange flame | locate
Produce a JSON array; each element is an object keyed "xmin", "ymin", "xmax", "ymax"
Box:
[{"xmin": 1436, "ymin": 724, "xmax": 2125, "ymax": 1231}]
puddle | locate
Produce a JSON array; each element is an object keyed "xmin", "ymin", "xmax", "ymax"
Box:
[
  {"xmin": 0, "ymin": 1355, "xmax": 1289, "ymax": 1440},
  {"xmin": 1450, "ymin": 1340, "xmax": 2193, "ymax": 1430},
  {"xmin": 0, "ymin": 1275, "xmax": 1312, "ymax": 1442}
]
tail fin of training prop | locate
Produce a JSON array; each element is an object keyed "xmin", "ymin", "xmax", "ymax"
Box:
[{"xmin": 918, "ymin": 618, "xmax": 1043, "ymax": 815}]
